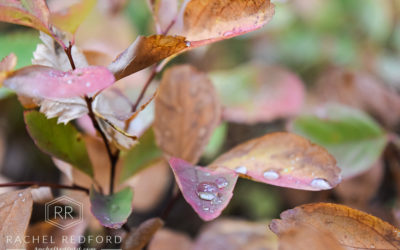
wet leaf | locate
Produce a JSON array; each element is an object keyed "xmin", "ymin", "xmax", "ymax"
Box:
[
  {"xmin": 210, "ymin": 63, "xmax": 304, "ymax": 124},
  {"xmin": 291, "ymin": 104, "xmax": 387, "ymax": 178},
  {"xmin": 270, "ymin": 203, "xmax": 400, "ymax": 250},
  {"xmin": 154, "ymin": 65, "xmax": 221, "ymax": 164},
  {"xmin": 0, "ymin": 189, "xmax": 33, "ymax": 250},
  {"xmin": 24, "ymin": 110, "xmax": 93, "ymax": 177},
  {"xmin": 172, "ymin": 0, "xmax": 275, "ymax": 46},
  {"xmin": 90, "ymin": 186, "xmax": 133, "ymax": 229},
  {"xmin": 0, "ymin": 0, "xmax": 52, "ymax": 36},
  {"xmin": 108, "ymin": 35, "xmax": 189, "ymax": 80},
  {"xmin": 50, "ymin": 0, "xmax": 96, "ymax": 34},
  {"xmin": 122, "ymin": 217, "xmax": 164, "ymax": 250},
  {"xmin": 209, "ymin": 132, "xmax": 341, "ymax": 191},
  {"xmin": 4, "ymin": 65, "xmax": 115, "ymax": 99},
  {"xmin": 169, "ymin": 157, "xmax": 238, "ymax": 221},
  {"xmin": 0, "ymin": 53, "xmax": 17, "ymax": 86}
]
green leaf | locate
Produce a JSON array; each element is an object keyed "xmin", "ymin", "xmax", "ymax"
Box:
[
  {"xmin": 119, "ymin": 128, "xmax": 162, "ymax": 182},
  {"xmin": 291, "ymin": 104, "xmax": 387, "ymax": 178},
  {"xmin": 90, "ymin": 187, "xmax": 133, "ymax": 229},
  {"xmin": 24, "ymin": 110, "xmax": 93, "ymax": 177}
]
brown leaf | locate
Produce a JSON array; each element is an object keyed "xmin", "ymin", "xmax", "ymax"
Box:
[
  {"xmin": 194, "ymin": 218, "xmax": 278, "ymax": 250},
  {"xmin": 209, "ymin": 132, "xmax": 341, "ymax": 191},
  {"xmin": 149, "ymin": 229, "xmax": 193, "ymax": 250},
  {"xmin": 122, "ymin": 217, "xmax": 164, "ymax": 250},
  {"xmin": 108, "ymin": 35, "xmax": 189, "ymax": 80},
  {"xmin": 0, "ymin": 189, "xmax": 33, "ymax": 249},
  {"xmin": 148, "ymin": 0, "xmax": 179, "ymax": 34},
  {"xmin": 270, "ymin": 203, "xmax": 400, "ymax": 250},
  {"xmin": 0, "ymin": 53, "xmax": 17, "ymax": 86},
  {"xmin": 154, "ymin": 65, "xmax": 221, "ymax": 164},
  {"xmin": 30, "ymin": 187, "xmax": 53, "ymax": 203}
]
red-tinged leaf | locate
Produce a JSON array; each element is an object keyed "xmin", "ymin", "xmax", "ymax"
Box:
[
  {"xmin": 210, "ymin": 63, "xmax": 305, "ymax": 124},
  {"xmin": 0, "ymin": 53, "xmax": 17, "ymax": 86},
  {"xmin": 171, "ymin": 0, "xmax": 275, "ymax": 47},
  {"xmin": 108, "ymin": 35, "xmax": 189, "ymax": 80},
  {"xmin": 90, "ymin": 187, "xmax": 133, "ymax": 229},
  {"xmin": 50, "ymin": 0, "xmax": 96, "ymax": 35},
  {"xmin": 169, "ymin": 157, "xmax": 238, "ymax": 221},
  {"xmin": 4, "ymin": 65, "xmax": 115, "ymax": 99},
  {"xmin": 0, "ymin": 0, "xmax": 51, "ymax": 35},
  {"xmin": 148, "ymin": 0, "xmax": 179, "ymax": 34},
  {"xmin": 209, "ymin": 132, "xmax": 341, "ymax": 191}
]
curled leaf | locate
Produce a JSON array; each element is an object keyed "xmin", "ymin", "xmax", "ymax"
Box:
[
  {"xmin": 209, "ymin": 132, "xmax": 341, "ymax": 191},
  {"xmin": 270, "ymin": 203, "xmax": 400, "ymax": 250},
  {"xmin": 0, "ymin": 53, "xmax": 17, "ymax": 86},
  {"xmin": 154, "ymin": 65, "xmax": 221, "ymax": 164},
  {"xmin": 4, "ymin": 65, "xmax": 115, "ymax": 99},
  {"xmin": 108, "ymin": 35, "xmax": 189, "ymax": 80},
  {"xmin": 90, "ymin": 186, "xmax": 133, "ymax": 228},
  {"xmin": 169, "ymin": 157, "xmax": 238, "ymax": 221},
  {"xmin": 122, "ymin": 217, "xmax": 164, "ymax": 250}
]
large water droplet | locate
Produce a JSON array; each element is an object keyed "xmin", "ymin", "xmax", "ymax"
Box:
[
  {"xmin": 310, "ymin": 178, "xmax": 331, "ymax": 190},
  {"xmin": 197, "ymin": 182, "xmax": 218, "ymax": 201},
  {"xmin": 235, "ymin": 166, "xmax": 247, "ymax": 175},
  {"xmin": 263, "ymin": 170, "xmax": 279, "ymax": 180},
  {"xmin": 215, "ymin": 177, "xmax": 228, "ymax": 188}
]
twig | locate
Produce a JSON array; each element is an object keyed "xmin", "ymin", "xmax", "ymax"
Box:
[
  {"xmin": 0, "ymin": 181, "xmax": 89, "ymax": 194},
  {"xmin": 64, "ymin": 42, "xmax": 76, "ymax": 70},
  {"xmin": 161, "ymin": 190, "xmax": 182, "ymax": 220},
  {"xmin": 131, "ymin": 69, "xmax": 158, "ymax": 112}
]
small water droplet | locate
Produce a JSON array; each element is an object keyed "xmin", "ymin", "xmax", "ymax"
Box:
[
  {"xmin": 22, "ymin": 198, "xmax": 26, "ymax": 202},
  {"xmin": 18, "ymin": 193, "xmax": 23, "ymax": 197},
  {"xmin": 211, "ymin": 196, "xmax": 223, "ymax": 205},
  {"xmin": 215, "ymin": 177, "xmax": 228, "ymax": 188},
  {"xmin": 86, "ymin": 82, "xmax": 91, "ymax": 87},
  {"xmin": 197, "ymin": 182, "xmax": 218, "ymax": 201},
  {"xmin": 202, "ymin": 206, "xmax": 210, "ymax": 211},
  {"xmin": 204, "ymin": 172, "xmax": 211, "ymax": 176},
  {"xmin": 67, "ymin": 79, "xmax": 73, "ymax": 84},
  {"xmin": 185, "ymin": 41, "xmax": 191, "ymax": 47},
  {"xmin": 235, "ymin": 166, "xmax": 247, "ymax": 175},
  {"xmin": 263, "ymin": 170, "xmax": 279, "ymax": 180},
  {"xmin": 310, "ymin": 178, "xmax": 331, "ymax": 190}
]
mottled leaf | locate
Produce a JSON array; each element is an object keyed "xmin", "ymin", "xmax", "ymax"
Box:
[
  {"xmin": 0, "ymin": 53, "xmax": 17, "ymax": 86},
  {"xmin": 154, "ymin": 65, "xmax": 221, "ymax": 164},
  {"xmin": 90, "ymin": 186, "xmax": 133, "ymax": 229},
  {"xmin": 210, "ymin": 63, "xmax": 304, "ymax": 124},
  {"xmin": 108, "ymin": 35, "xmax": 189, "ymax": 80},
  {"xmin": 169, "ymin": 157, "xmax": 238, "ymax": 221},
  {"xmin": 4, "ymin": 65, "xmax": 115, "ymax": 99},
  {"xmin": 270, "ymin": 203, "xmax": 400, "ymax": 250},
  {"xmin": 24, "ymin": 110, "xmax": 93, "ymax": 177},
  {"xmin": 291, "ymin": 104, "xmax": 387, "ymax": 178},
  {"xmin": 0, "ymin": 189, "xmax": 33, "ymax": 250},
  {"xmin": 122, "ymin": 217, "xmax": 164, "ymax": 250},
  {"xmin": 209, "ymin": 132, "xmax": 341, "ymax": 191}
]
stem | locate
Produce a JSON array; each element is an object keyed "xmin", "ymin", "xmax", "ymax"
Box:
[
  {"xmin": 161, "ymin": 190, "xmax": 182, "ymax": 220},
  {"xmin": 64, "ymin": 42, "xmax": 76, "ymax": 70},
  {"xmin": 0, "ymin": 182, "xmax": 89, "ymax": 194},
  {"xmin": 131, "ymin": 69, "xmax": 157, "ymax": 112}
]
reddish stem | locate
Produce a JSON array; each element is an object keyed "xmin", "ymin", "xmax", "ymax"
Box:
[{"xmin": 0, "ymin": 181, "xmax": 89, "ymax": 194}]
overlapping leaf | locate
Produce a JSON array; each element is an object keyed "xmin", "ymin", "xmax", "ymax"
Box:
[{"xmin": 0, "ymin": 53, "xmax": 17, "ymax": 86}]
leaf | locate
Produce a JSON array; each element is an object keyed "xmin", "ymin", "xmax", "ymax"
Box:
[
  {"xmin": 0, "ymin": 0, "xmax": 52, "ymax": 35},
  {"xmin": 0, "ymin": 189, "xmax": 33, "ymax": 250},
  {"xmin": 203, "ymin": 122, "xmax": 228, "ymax": 160},
  {"xmin": 4, "ymin": 65, "xmax": 115, "ymax": 99},
  {"xmin": 148, "ymin": 229, "xmax": 193, "ymax": 250},
  {"xmin": 24, "ymin": 110, "xmax": 93, "ymax": 177},
  {"xmin": 90, "ymin": 186, "xmax": 133, "ymax": 229},
  {"xmin": 154, "ymin": 65, "xmax": 221, "ymax": 164},
  {"xmin": 148, "ymin": 0, "xmax": 179, "ymax": 34},
  {"xmin": 209, "ymin": 132, "xmax": 341, "ymax": 191},
  {"xmin": 209, "ymin": 63, "xmax": 305, "ymax": 124},
  {"xmin": 291, "ymin": 104, "xmax": 387, "ymax": 178},
  {"xmin": 269, "ymin": 203, "xmax": 400, "ymax": 250},
  {"xmin": 171, "ymin": 0, "xmax": 275, "ymax": 46},
  {"xmin": 0, "ymin": 53, "xmax": 17, "ymax": 86},
  {"xmin": 50, "ymin": 0, "xmax": 96, "ymax": 34},
  {"xmin": 120, "ymin": 129, "xmax": 162, "ymax": 182},
  {"xmin": 122, "ymin": 217, "xmax": 164, "ymax": 250},
  {"xmin": 169, "ymin": 157, "xmax": 238, "ymax": 221},
  {"xmin": 39, "ymin": 97, "xmax": 88, "ymax": 124},
  {"xmin": 108, "ymin": 35, "xmax": 189, "ymax": 80}
]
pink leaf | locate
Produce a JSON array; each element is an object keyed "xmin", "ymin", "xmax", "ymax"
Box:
[
  {"xmin": 4, "ymin": 65, "xmax": 115, "ymax": 99},
  {"xmin": 169, "ymin": 157, "xmax": 238, "ymax": 221}
]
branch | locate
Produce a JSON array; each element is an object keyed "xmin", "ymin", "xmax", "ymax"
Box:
[{"xmin": 0, "ymin": 182, "xmax": 89, "ymax": 194}]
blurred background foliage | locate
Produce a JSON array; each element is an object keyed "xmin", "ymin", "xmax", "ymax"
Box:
[{"xmin": 1, "ymin": 0, "xmax": 400, "ymax": 236}]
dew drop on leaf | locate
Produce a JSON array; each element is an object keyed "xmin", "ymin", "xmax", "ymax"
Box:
[
  {"xmin": 197, "ymin": 182, "xmax": 219, "ymax": 201},
  {"xmin": 215, "ymin": 177, "xmax": 228, "ymax": 188},
  {"xmin": 263, "ymin": 170, "xmax": 280, "ymax": 180},
  {"xmin": 310, "ymin": 178, "xmax": 331, "ymax": 190},
  {"xmin": 235, "ymin": 166, "xmax": 247, "ymax": 175}
]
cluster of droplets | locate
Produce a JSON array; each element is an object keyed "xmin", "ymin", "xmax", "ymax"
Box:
[{"xmin": 196, "ymin": 177, "xmax": 229, "ymax": 212}]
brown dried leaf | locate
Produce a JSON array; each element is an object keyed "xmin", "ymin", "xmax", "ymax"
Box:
[
  {"xmin": 149, "ymin": 229, "xmax": 193, "ymax": 250},
  {"xmin": 0, "ymin": 189, "xmax": 33, "ymax": 249},
  {"xmin": 154, "ymin": 65, "xmax": 221, "ymax": 164},
  {"xmin": 270, "ymin": 203, "xmax": 400, "ymax": 250},
  {"xmin": 209, "ymin": 132, "xmax": 341, "ymax": 191},
  {"xmin": 122, "ymin": 217, "xmax": 164, "ymax": 250},
  {"xmin": 108, "ymin": 35, "xmax": 189, "ymax": 80}
]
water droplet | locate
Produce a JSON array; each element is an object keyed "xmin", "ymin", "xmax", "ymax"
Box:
[
  {"xmin": 235, "ymin": 166, "xmax": 247, "ymax": 175},
  {"xmin": 86, "ymin": 82, "xmax": 91, "ymax": 87},
  {"xmin": 18, "ymin": 193, "xmax": 23, "ymax": 197},
  {"xmin": 67, "ymin": 79, "xmax": 73, "ymax": 84},
  {"xmin": 22, "ymin": 198, "xmax": 26, "ymax": 202},
  {"xmin": 263, "ymin": 170, "xmax": 279, "ymax": 180},
  {"xmin": 215, "ymin": 177, "xmax": 228, "ymax": 188},
  {"xmin": 310, "ymin": 178, "xmax": 331, "ymax": 190},
  {"xmin": 197, "ymin": 182, "xmax": 218, "ymax": 201},
  {"xmin": 202, "ymin": 206, "xmax": 210, "ymax": 211},
  {"xmin": 185, "ymin": 41, "xmax": 191, "ymax": 47},
  {"xmin": 211, "ymin": 196, "xmax": 223, "ymax": 205}
]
